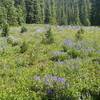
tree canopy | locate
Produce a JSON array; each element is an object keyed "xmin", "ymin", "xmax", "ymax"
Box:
[{"xmin": 0, "ymin": 0, "xmax": 100, "ymax": 26}]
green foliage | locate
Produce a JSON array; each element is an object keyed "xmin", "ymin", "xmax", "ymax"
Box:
[
  {"xmin": 91, "ymin": 0, "xmax": 100, "ymax": 25},
  {"xmin": 75, "ymin": 28, "xmax": 85, "ymax": 41},
  {"xmin": 20, "ymin": 26, "xmax": 27, "ymax": 33},
  {"xmin": 1, "ymin": 23, "xmax": 9, "ymax": 37},
  {"xmin": 20, "ymin": 41, "xmax": 28, "ymax": 53},
  {"xmin": 0, "ymin": 0, "xmax": 99, "ymax": 26},
  {"xmin": 25, "ymin": 0, "xmax": 42, "ymax": 23},
  {"xmin": 0, "ymin": 6, "xmax": 7, "ymax": 28},
  {"xmin": 7, "ymin": 36, "xmax": 21, "ymax": 46},
  {"xmin": 16, "ymin": 6, "xmax": 26, "ymax": 25},
  {"xmin": 0, "ymin": 24, "xmax": 100, "ymax": 99},
  {"xmin": 42, "ymin": 27, "xmax": 54, "ymax": 44},
  {"xmin": 68, "ymin": 48, "xmax": 81, "ymax": 58},
  {"xmin": 50, "ymin": 51, "xmax": 68, "ymax": 61}
]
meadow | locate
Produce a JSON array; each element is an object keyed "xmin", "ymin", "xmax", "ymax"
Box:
[{"xmin": 0, "ymin": 24, "xmax": 100, "ymax": 100}]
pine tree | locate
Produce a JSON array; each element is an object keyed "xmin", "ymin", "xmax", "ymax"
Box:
[
  {"xmin": 15, "ymin": 0, "xmax": 26, "ymax": 25},
  {"xmin": 25, "ymin": 0, "xmax": 34, "ymax": 23},
  {"xmin": 79, "ymin": 0, "xmax": 91, "ymax": 26},
  {"xmin": 73, "ymin": 0, "xmax": 81, "ymax": 25},
  {"xmin": 44, "ymin": 0, "xmax": 51, "ymax": 23},
  {"xmin": 91, "ymin": 0, "xmax": 100, "ymax": 25},
  {"xmin": 0, "ymin": 6, "xmax": 7, "ymax": 28},
  {"xmin": 0, "ymin": 0, "xmax": 100, "ymax": 26},
  {"xmin": 39, "ymin": 0, "xmax": 45, "ymax": 23},
  {"xmin": 1, "ymin": 0, "xmax": 18, "ymax": 25},
  {"xmin": 50, "ymin": 0, "xmax": 57, "ymax": 24},
  {"xmin": 1, "ymin": 22, "xmax": 9, "ymax": 37}
]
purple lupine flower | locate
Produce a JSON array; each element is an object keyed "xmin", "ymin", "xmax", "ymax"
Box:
[
  {"xmin": 47, "ymin": 89, "xmax": 54, "ymax": 95},
  {"xmin": 34, "ymin": 74, "xmax": 68, "ymax": 89},
  {"xmin": 57, "ymin": 77, "xmax": 66, "ymax": 83},
  {"xmin": 44, "ymin": 75, "xmax": 53, "ymax": 86},
  {"xmin": 44, "ymin": 74, "xmax": 66, "ymax": 86},
  {"xmin": 63, "ymin": 39, "xmax": 75, "ymax": 48},
  {"xmin": 45, "ymin": 75, "xmax": 58, "ymax": 86},
  {"xmin": 52, "ymin": 51, "xmax": 65, "ymax": 56}
]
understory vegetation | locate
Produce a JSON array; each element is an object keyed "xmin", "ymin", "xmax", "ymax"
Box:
[{"xmin": 0, "ymin": 24, "xmax": 100, "ymax": 100}]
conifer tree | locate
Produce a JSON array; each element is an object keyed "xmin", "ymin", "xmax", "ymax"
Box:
[
  {"xmin": 0, "ymin": 6, "xmax": 7, "ymax": 27},
  {"xmin": 79, "ymin": 0, "xmax": 91, "ymax": 26},
  {"xmin": 44, "ymin": 0, "xmax": 51, "ymax": 23},
  {"xmin": 15, "ymin": 0, "xmax": 26, "ymax": 25},
  {"xmin": 0, "ymin": 0, "xmax": 100, "ymax": 26},
  {"xmin": 39, "ymin": 0, "xmax": 45, "ymax": 23},
  {"xmin": 50, "ymin": 0, "xmax": 57, "ymax": 24}
]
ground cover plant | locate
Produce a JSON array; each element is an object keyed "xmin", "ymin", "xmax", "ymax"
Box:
[{"xmin": 0, "ymin": 24, "xmax": 100, "ymax": 100}]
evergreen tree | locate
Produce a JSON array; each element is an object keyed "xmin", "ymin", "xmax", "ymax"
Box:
[
  {"xmin": 1, "ymin": 22, "xmax": 9, "ymax": 37},
  {"xmin": 56, "ymin": 0, "xmax": 66, "ymax": 25},
  {"xmin": 0, "ymin": 0, "xmax": 100, "ymax": 26},
  {"xmin": 44, "ymin": 0, "xmax": 51, "ymax": 23},
  {"xmin": 50, "ymin": 0, "xmax": 57, "ymax": 24},
  {"xmin": 39, "ymin": 0, "xmax": 45, "ymax": 23},
  {"xmin": 25, "ymin": 0, "xmax": 41, "ymax": 23},
  {"xmin": 0, "ymin": 6, "xmax": 7, "ymax": 28},
  {"xmin": 73, "ymin": 0, "xmax": 81, "ymax": 25},
  {"xmin": 1, "ymin": 0, "xmax": 18, "ymax": 25},
  {"xmin": 91, "ymin": 0, "xmax": 100, "ymax": 25},
  {"xmin": 15, "ymin": 0, "xmax": 26, "ymax": 25},
  {"xmin": 79, "ymin": 0, "xmax": 91, "ymax": 26},
  {"xmin": 42, "ymin": 27, "xmax": 54, "ymax": 44},
  {"xmin": 25, "ymin": 0, "xmax": 34, "ymax": 23}
]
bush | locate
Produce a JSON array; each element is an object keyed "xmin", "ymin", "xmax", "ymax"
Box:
[
  {"xmin": 28, "ymin": 48, "xmax": 38, "ymax": 65},
  {"xmin": 1, "ymin": 23, "xmax": 9, "ymax": 37},
  {"xmin": 67, "ymin": 48, "xmax": 81, "ymax": 58},
  {"xmin": 20, "ymin": 41, "xmax": 28, "ymax": 53},
  {"xmin": 20, "ymin": 26, "xmax": 27, "ymax": 33},
  {"xmin": 32, "ymin": 74, "xmax": 68, "ymax": 100},
  {"xmin": 92, "ymin": 58, "xmax": 100, "ymax": 64},
  {"xmin": 42, "ymin": 27, "xmax": 54, "ymax": 44},
  {"xmin": 75, "ymin": 28, "xmax": 84, "ymax": 41},
  {"xmin": 7, "ymin": 36, "xmax": 21, "ymax": 46}
]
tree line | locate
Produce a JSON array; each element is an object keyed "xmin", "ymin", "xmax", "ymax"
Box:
[{"xmin": 0, "ymin": 0, "xmax": 100, "ymax": 26}]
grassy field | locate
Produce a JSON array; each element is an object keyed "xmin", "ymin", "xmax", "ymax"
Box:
[{"xmin": 0, "ymin": 24, "xmax": 100, "ymax": 100}]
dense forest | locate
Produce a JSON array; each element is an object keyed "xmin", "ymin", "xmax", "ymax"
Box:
[{"xmin": 0, "ymin": 0, "xmax": 100, "ymax": 26}]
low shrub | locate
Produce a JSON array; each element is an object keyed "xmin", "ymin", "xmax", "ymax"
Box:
[
  {"xmin": 31, "ymin": 74, "xmax": 69, "ymax": 100},
  {"xmin": 42, "ymin": 27, "xmax": 54, "ymax": 44},
  {"xmin": 67, "ymin": 48, "xmax": 81, "ymax": 58},
  {"xmin": 20, "ymin": 41, "xmax": 28, "ymax": 53},
  {"xmin": 75, "ymin": 28, "xmax": 85, "ymax": 41},
  {"xmin": 1, "ymin": 23, "xmax": 9, "ymax": 37},
  {"xmin": 20, "ymin": 26, "xmax": 27, "ymax": 33},
  {"xmin": 7, "ymin": 36, "xmax": 21, "ymax": 46}
]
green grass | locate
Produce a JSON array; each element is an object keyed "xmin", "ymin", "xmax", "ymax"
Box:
[{"xmin": 0, "ymin": 24, "xmax": 100, "ymax": 100}]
